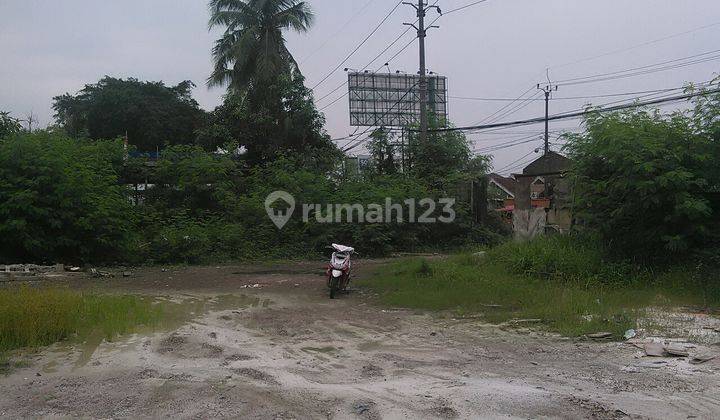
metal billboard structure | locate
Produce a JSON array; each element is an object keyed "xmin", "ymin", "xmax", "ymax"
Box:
[{"xmin": 347, "ymin": 72, "xmax": 447, "ymax": 127}]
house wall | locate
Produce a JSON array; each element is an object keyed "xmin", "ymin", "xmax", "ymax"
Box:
[{"xmin": 512, "ymin": 153, "xmax": 573, "ymax": 239}]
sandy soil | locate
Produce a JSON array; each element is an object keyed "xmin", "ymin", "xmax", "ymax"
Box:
[{"xmin": 1, "ymin": 260, "xmax": 719, "ymax": 419}]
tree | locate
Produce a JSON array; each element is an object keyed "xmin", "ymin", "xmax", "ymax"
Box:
[
  {"xmin": 206, "ymin": 74, "xmax": 341, "ymax": 168},
  {"xmin": 406, "ymin": 116, "xmax": 473, "ymax": 189},
  {"xmin": 366, "ymin": 128, "xmax": 399, "ymax": 176},
  {"xmin": 207, "ymin": 0, "xmax": 314, "ymax": 92},
  {"xmin": 0, "ymin": 111, "xmax": 22, "ymax": 139},
  {"xmin": 53, "ymin": 77, "xmax": 205, "ymax": 151},
  {"xmin": 565, "ymin": 107, "xmax": 717, "ymax": 260},
  {"xmin": 0, "ymin": 132, "xmax": 136, "ymax": 263}
]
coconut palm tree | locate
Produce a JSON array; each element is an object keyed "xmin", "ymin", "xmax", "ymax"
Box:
[{"xmin": 207, "ymin": 0, "xmax": 314, "ymax": 92}]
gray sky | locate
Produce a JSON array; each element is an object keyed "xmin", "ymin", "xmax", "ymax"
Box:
[{"xmin": 1, "ymin": 0, "xmax": 719, "ymax": 171}]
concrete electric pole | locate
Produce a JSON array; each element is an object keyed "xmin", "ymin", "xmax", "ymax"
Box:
[
  {"xmin": 404, "ymin": 1, "xmax": 440, "ymax": 144},
  {"xmin": 537, "ymin": 83, "xmax": 558, "ymax": 155}
]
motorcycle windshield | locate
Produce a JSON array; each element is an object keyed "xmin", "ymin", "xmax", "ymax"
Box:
[{"xmin": 331, "ymin": 243, "xmax": 354, "ymax": 253}]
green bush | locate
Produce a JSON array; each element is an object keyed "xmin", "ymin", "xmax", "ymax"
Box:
[
  {"xmin": 0, "ymin": 134, "xmax": 507, "ymax": 264},
  {"xmin": 359, "ymin": 237, "xmax": 720, "ymax": 337},
  {"xmin": 0, "ymin": 132, "xmax": 137, "ymax": 263},
  {"xmin": 565, "ymin": 101, "xmax": 719, "ymax": 261}
]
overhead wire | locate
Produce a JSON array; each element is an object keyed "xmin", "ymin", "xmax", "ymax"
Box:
[
  {"xmin": 549, "ymin": 20, "xmax": 720, "ymax": 71},
  {"xmin": 310, "ymin": 0, "xmax": 404, "ymax": 90},
  {"xmin": 493, "ymin": 150, "xmax": 538, "ymax": 173},
  {"xmin": 555, "ymin": 50, "xmax": 720, "ymax": 87},
  {"xmin": 340, "ymin": 1, "xmax": 470, "ymax": 152},
  {"xmin": 425, "ymin": 86, "xmax": 720, "ymax": 133},
  {"xmin": 316, "ymin": 0, "xmax": 445, "ymax": 107},
  {"xmin": 477, "ymin": 20, "xmax": 720, "ymax": 130},
  {"xmin": 319, "ymin": 35, "xmax": 417, "ymax": 111},
  {"xmin": 450, "ymin": 87, "xmax": 687, "ymax": 102},
  {"xmin": 299, "ymin": 0, "xmax": 377, "ymax": 65}
]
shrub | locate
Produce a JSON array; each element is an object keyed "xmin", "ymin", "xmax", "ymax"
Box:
[
  {"xmin": 487, "ymin": 235, "xmax": 640, "ymax": 286},
  {"xmin": 565, "ymin": 107, "xmax": 717, "ymax": 262},
  {"xmin": 0, "ymin": 132, "xmax": 137, "ymax": 263}
]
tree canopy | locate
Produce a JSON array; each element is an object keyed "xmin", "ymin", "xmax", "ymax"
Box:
[
  {"xmin": 208, "ymin": 0, "xmax": 314, "ymax": 92},
  {"xmin": 0, "ymin": 111, "xmax": 22, "ymax": 139},
  {"xmin": 52, "ymin": 77, "xmax": 206, "ymax": 151},
  {"xmin": 204, "ymin": 73, "xmax": 341, "ymax": 168},
  {"xmin": 565, "ymin": 89, "xmax": 719, "ymax": 261}
]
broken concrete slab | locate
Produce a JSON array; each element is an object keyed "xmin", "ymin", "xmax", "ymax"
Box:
[
  {"xmin": 689, "ymin": 355, "xmax": 716, "ymax": 365},
  {"xmin": 665, "ymin": 344, "xmax": 689, "ymax": 357},
  {"xmin": 644, "ymin": 342, "xmax": 667, "ymax": 357}
]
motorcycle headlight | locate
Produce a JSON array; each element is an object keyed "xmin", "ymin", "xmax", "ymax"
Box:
[{"xmin": 332, "ymin": 269, "xmax": 343, "ymax": 277}]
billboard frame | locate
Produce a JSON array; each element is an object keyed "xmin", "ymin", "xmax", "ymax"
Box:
[{"xmin": 347, "ymin": 72, "xmax": 448, "ymax": 127}]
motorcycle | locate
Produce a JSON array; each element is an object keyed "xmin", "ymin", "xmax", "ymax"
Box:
[{"xmin": 326, "ymin": 243, "xmax": 355, "ymax": 299}]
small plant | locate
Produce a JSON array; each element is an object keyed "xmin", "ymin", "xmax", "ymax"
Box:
[
  {"xmin": 358, "ymin": 236, "xmax": 719, "ymax": 338},
  {"xmin": 0, "ymin": 286, "xmax": 160, "ymax": 352},
  {"xmin": 416, "ymin": 259, "xmax": 434, "ymax": 277}
]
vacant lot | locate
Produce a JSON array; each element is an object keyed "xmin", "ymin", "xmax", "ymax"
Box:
[{"xmin": 1, "ymin": 260, "xmax": 719, "ymax": 419}]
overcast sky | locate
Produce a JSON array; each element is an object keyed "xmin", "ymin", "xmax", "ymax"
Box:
[{"xmin": 1, "ymin": 0, "xmax": 719, "ymax": 171}]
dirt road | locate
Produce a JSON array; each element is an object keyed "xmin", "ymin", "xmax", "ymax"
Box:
[{"xmin": 1, "ymin": 261, "xmax": 719, "ymax": 419}]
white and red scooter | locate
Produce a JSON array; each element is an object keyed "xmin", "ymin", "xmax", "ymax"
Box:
[{"xmin": 326, "ymin": 243, "xmax": 355, "ymax": 299}]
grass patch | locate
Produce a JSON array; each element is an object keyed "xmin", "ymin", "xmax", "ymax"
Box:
[
  {"xmin": 358, "ymin": 236, "xmax": 719, "ymax": 338},
  {"xmin": 0, "ymin": 286, "xmax": 161, "ymax": 353}
]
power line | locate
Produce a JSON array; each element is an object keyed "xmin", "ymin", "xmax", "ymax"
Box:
[
  {"xmin": 299, "ymin": 0, "xmax": 377, "ymax": 65},
  {"xmin": 473, "ymin": 134, "xmax": 542, "ymax": 154},
  {"xmin": 555, "ymin": 49, "xmax": 720, "ymax": 87},
  {"xmin": 450, "ymin": 87, "xmax": 685, "ymax": 102},
  {"xmin": 484, "ymin": 90, "xmax": 542, "ymax": 125},
  {"xmin": 441, "ymin": 0, "xmax": 489, "ymax": 15},
  {"xmin": 549, "ymin": 20, "xmax": 720, "ymax": 72},
  {"xmin": 478, "ymin": 20, "xmax": 720, "ymax": 132},
  {"xmin": 310, "ymin": 1, "xmax": 404, "ymax": 90},
  {"xmin": 315, "ymin": 26, "xmax": 416, "ymax": 104},
  {"xmin": 330, "ymin": 1, "xmax": 488, "ymax": 150},
  {"xmin": 474, "ymin": 85, "xmax": 537, "ymax": 125},
  {"xmin": 540, "ymin": 80, "xmax": 714, "ymax": 122},
  {"xmin": 318, "ymin": 36, "xmax": 417, "ymax": 111},
  {"xmin": 493, "ymin": 150, "xmax": 538, "ymax": 173},
  {"xmin": 425, "ymin": 87, "xmax": 720, "ymax": 133}
]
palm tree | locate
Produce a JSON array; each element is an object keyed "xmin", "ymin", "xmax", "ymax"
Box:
[{"xmin": 208, "ymin": 0, "xmax": 314, "ymax": 92}]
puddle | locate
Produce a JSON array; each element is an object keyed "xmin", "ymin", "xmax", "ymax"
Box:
[{"xmin": 357, "ymin": 340, "xmax": 383, "ymax": 352}]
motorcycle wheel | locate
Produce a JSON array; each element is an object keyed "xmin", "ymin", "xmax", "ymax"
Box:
[{"xmin": 330, "ymin": 277, "xmax": 340, "ymax": 299}]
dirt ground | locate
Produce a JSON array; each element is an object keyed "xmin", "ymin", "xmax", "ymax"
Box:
[{"xmin": 1, "ymin": 259, "xmax": 720, "ymax": 419}]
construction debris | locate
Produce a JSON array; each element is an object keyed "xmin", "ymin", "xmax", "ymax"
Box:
[
  {"xmin": 1, "ymin": 264, "xmax": 67, "ymax": 280},
  {"xmin": 623, "ymin": 329, "xmax": 637, "ymax": 340},
  {"xmin": 89, "ymin": 268, "xmax": 114, "ymax": 278},
  {"xmin": 689, "ymin": 355, "xmax": 716, "ymax": 365},
  {"xmin": 643, "ymin": 342, "xmax": 667, "ymax": 357},
  {"xmin": 665, "ymin": 344, "xmax": 689, "ymax": 357}
]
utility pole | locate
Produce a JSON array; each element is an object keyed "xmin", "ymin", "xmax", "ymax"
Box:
[
  {"xmin": 404, "ymin": 1, "xmax": 440, "ymax": 144},
  {"xmin": 537, "ymin": 83, "xmax": 558, "ymax": 155}
]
